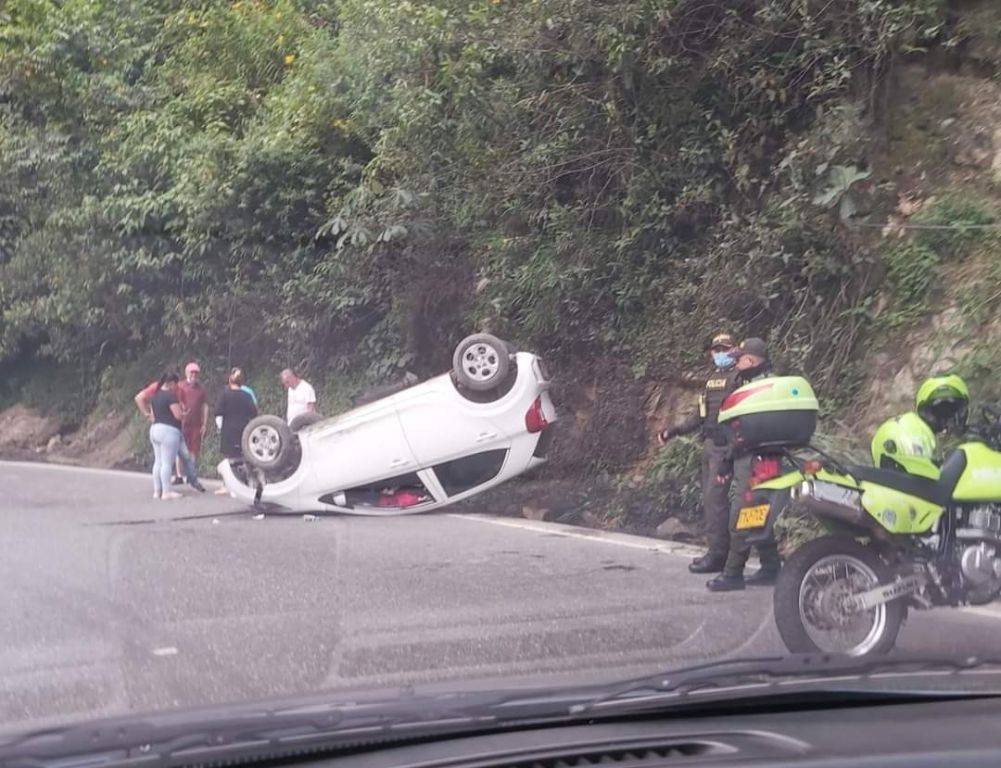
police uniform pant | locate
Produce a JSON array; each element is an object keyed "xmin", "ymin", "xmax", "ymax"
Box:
[
  {"xmin": 724, "ymin": 454, "xmax": 780, "ymax": 574},
  {"xmin": 701, "ymin": 439, "xmax": 731, "ymax": 559}
]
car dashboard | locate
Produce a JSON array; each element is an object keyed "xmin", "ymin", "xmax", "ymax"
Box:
[{"xmin": 291, "ymin": 696, "xmax": 1001, "ymax": 768}]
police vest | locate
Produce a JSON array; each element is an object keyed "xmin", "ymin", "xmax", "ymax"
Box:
[{"xmin": 699, "ymin": 370, "xmax": 740, "ymax": 428}]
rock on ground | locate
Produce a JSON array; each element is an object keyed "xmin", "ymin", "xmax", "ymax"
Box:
[{"xmin": 655, "ymin": 517, "xmax": 694, "ymax": 540}]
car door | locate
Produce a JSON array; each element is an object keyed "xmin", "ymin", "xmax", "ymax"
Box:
[
  {"xmin": 394, "ymin": 383, "xmax": 512, "ymax": 469},
  {"xmin": 305, "ymin": 400, "xmax": 419, "ymax": 490}
]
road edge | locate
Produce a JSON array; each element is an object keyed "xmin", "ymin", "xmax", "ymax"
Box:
[{"xmin": 447, "ymin": 512, "xmax": 706, "ymax": 559}]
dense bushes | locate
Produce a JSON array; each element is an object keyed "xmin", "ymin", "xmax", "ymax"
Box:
[{"xmin": 0, "ymin": 0, "xmax": 951, "ymax": 408}]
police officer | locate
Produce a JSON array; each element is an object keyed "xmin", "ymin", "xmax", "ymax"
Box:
[
  {"xmin": 872, "ymin": 374, "xmax": 971, "ymax": 477},
  {"xmin": 706, "ymin": 337, "xmax": 782, "ymax": 592},
  {"xmin": 658, "ymin": 332, "xmax": 741, "ymax": 574}
]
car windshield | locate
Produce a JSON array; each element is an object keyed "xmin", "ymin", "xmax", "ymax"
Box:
[{"xmin": 3, "ymin": 0, "xmax": 1001, "ymax": 748}]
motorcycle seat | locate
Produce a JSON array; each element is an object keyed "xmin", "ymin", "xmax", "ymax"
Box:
[{"xmin": 845, "ymin": 465, "xmax": 949, "ymax": 506}]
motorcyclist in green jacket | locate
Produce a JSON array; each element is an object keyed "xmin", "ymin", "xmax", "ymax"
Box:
[{"xmin": 870, "ymin": 374, "xmax": 970, "ymax": 475}]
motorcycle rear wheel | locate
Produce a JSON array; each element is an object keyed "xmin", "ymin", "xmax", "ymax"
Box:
[{"xmin": 774, "ymin": 536, "xmax": 905, "ymax": 658}]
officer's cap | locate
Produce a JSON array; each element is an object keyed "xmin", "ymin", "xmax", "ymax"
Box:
[
  {"xmin": 707, "ymin": 332, "xmax": 736, "ymax": 351},
  {"xmin": 738, "ymin": 337, "xmax": 769, "ymax": 360}
]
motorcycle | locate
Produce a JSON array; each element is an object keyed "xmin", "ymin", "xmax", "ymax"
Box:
[{"xmin": 730, "ymin": 401, "xmax": 1001, "ymax": 658}]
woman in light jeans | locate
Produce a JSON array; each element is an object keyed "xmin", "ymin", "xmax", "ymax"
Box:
[{"xmin": 149, "ymin": 371, "xmax": 185, "ymax": 500}]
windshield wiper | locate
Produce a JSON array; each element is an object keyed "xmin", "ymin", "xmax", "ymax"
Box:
[{"xmin": 568, "ymin": 653, "xmax": 1001, "ymax": 715}]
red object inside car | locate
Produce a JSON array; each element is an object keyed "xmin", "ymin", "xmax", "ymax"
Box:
[{"xmin": 379, "ymin": 491, "xmax": 424, "ymax": 508}]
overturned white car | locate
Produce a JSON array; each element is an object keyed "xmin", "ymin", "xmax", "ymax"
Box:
[{"xmin": 218, "ymin": 334, "xmax": 557, "ymax": 514}]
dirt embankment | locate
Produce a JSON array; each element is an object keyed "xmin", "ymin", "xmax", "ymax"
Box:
[{"xmin": 0, "ymin": 404, "xmax": 137, "ymax": 469}]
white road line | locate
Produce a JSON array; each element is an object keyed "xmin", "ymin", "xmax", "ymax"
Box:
[
  {"xmin": 958, "ymin": 605, "xmax": 1001, "ymax": 620},
  {"xmin": 0, "ymin": 459, "xmax": 149, "ymax": 480},
  {"xmin": 447, "ymin": 513, "xmax": 705, "ymax": 559},
  {"xmin": 450, "ymin": 513, "xmax": 1001, "ymax": 623},
  {"xmin": 0, "ymin": 460, "xmax": 223, "ymax": 486}
]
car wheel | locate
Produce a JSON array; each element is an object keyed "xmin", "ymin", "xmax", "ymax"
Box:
[
  {"xmin": 242, "ymin": 415, "xmax": 294, "ymax": 472},
  {"xmin": 452, "ymin": 333, "xmax": 512, "ymax": 392},
  {"xmin": 289, "ymin": 412, "xmax": 323, "ymax": 433}
]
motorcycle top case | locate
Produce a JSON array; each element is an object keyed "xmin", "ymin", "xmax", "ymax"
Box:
[{"xmin": 717, "ymin": 375, "xmax": 818, "ymax": 453}]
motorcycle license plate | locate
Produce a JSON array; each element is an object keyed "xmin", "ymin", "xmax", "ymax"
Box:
[{"xmin": 736, "ymin": 504, "xmax": 769, "ymax": 530}]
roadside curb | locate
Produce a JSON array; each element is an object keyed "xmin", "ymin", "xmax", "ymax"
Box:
[{"xmin": 447, "ymin": 513, "xmax": 706, "ymax": 559}]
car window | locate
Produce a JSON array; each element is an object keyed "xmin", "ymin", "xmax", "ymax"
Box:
[
  {"xmin": 433, "ymin": 450, "xmax": 508, "ymax": 496},
  {"xmin": 320, "ymin": 471, "xmax": 435, "ymax": 509}
]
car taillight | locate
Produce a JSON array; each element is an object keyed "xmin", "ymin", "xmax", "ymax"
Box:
[
  {"xmin": 525, "ymin": 396, "xmax": 549, "ymax": 433},
  {"xmin": 751, "ymin": 456, "xmax": 782, "ymax": 487}
]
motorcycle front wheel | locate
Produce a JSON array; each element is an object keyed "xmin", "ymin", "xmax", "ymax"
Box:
[{"xmin": 773, "ymin": 536, "xmax": 905, "ymax": 658}]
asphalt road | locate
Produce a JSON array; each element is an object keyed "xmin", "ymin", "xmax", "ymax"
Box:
[{"xmin": 3, "ymin": 461, "xmax": 1000, "ymax": 734}]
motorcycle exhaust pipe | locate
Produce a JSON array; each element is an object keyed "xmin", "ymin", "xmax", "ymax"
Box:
[{"xmin": 791, "ymin": 481, "xmax": 870, "ymax": 528}]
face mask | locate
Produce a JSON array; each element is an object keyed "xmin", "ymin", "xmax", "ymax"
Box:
[{"xmin": 712, "ymin": 351, "xmax": 734, "ymax": 369}]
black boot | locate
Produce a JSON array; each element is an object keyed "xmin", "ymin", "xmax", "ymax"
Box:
[
  {"xmin": 689, "ymin": 553, "xmax": 726, "ymax": 574},
  {"xmin": 707, "ymin": 570, "xmax": 745, "ymax": 592},
  {"xmin": 745, "ymin": 564, "xmax": 781, "ymax": 586}
]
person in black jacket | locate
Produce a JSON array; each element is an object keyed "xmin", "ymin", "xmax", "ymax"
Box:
[
  {"xmin": 657, "ymin": 332, "xmax": 741, "ymax": 574},
  {"xmin": 214, "ymin": 368, "xmax": 258, "ymax": 494}
]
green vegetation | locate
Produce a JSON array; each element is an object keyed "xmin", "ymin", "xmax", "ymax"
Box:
[
  {"xmin": 912, "ymin": 195, "xmax": 996, "ymax": 254},
  {"xmin": 645, "ymin": 438, "xmax": 702, "ymax": 512},
  {"xmin": 880, "ymin": 194, "xmax": 996, "ymax": 329},
  {"xmin": 3, "ymin": 0, "xmax": 992, "ymax": 495},
  {"xmin": 0, "ymin": 0, "xmax": 946, "ymax": 367},
  {"xmin": 883, "ymin": 241, "xmax": 941, "ymax": 326}
]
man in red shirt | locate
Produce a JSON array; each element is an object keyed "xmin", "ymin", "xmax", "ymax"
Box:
[{"xmin": 176, "ymin": 361, "xmax": 209, "ymax": 480}]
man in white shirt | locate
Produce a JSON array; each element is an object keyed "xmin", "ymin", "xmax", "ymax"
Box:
[{"xmin": 280, "ymin": 368, "xmax": 317, "ymax": 424}]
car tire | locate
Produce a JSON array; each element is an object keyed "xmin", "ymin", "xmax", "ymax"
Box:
[
  {"xmin": 241, "ymin": 415, "xmax": 295, "ymax": 472},
  {"xmin": 452, "ymin": 333, "xmax": 512, "ymax": 392},
  {"xmin": 289, "ymin": 412, "xmax": 323, "ymax": 433}
]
